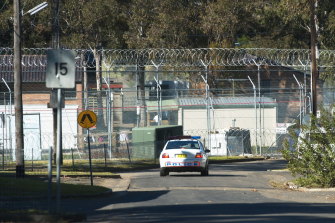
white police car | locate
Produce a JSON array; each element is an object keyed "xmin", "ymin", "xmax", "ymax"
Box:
[{"xmin": 159, "ymin": 136, "xmax": 210, "ymax": 176}]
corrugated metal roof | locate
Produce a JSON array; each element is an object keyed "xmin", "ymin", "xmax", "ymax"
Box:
[
  {"xmin": 0, "ymin": 55, "xmax": 83, "ymax": 83},
  {"xmin": 146, "ymin": 96, "xmax": 277, "ymax": 112},
  {"xmin": 180, "ymin": 97, "xmax": 277, "ymax": 109}
]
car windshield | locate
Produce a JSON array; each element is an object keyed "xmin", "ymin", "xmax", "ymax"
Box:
[{"xmin": 165, "ymin": 140, "xmax": 200, "ymax": 150}]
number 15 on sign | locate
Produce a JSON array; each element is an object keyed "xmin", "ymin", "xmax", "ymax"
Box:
[
  {"xmin": 46, "ymin": 49, "xmax": 76, "ymax": 89},
  {"xmin": 55, "ymin": 63, "xmax": 68, "ymax": 76}
]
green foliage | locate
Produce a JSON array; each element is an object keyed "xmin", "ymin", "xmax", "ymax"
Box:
[
  {"xmin": 282, "ymin": 107, "xmax": 335, "ymax": 187},
  {"xmin": 3, "ymin": 1, "xmax": 335, "ymax": 51}
]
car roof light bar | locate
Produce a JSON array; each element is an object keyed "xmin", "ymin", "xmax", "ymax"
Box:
[{"xmin": 167, "ymin": 135, "xmax": 192, "ymax": 140}]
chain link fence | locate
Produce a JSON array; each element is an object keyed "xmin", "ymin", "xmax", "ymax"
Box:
[
  {"xmin": 1, "ymin": 47, "xmax": 335, "ymax": 169},
  {"xmin": 1, "ymin": 83, "xmax": 331, "ymax": 170}
]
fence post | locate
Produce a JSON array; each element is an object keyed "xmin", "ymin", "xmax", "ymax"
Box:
[
  {"xmin": 125, "ymin": 139, "xmax": 132, "ymax": 165},
  {"xmin": 48, "ymin": 146, "xmax": 53, "ymax": 213},
  {"xmin": 31, "ymin": 147, "xmax": 34, "ymax": 172},
  {"xmin": 71, "ymin": 147, "xmax": 74, "ymax": 171},
  {"xmin": 103, "ymin": 143, "xmax": 107, "ymax": 169}
]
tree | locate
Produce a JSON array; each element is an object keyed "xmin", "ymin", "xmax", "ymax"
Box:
[
  {"xmin": 124, "ymin": 0, "xmax": 208, "ymax": 126},
  {"xmin": 60, "ymin": 0, "xmax": 128, "ymax": 129},
  {"xmin": 278, "ymin": 0, "xmax": 335, "ymax": 114},
  {"xmin": 0, "ymin": 0, "xmax": 51, "ymax": 48},
  {"xmin": 0, "ymin": 0, "xmax": 13, "ymax": 47},
  {"xmin": 123, "ymin": 0, "xmax": 156, "ymax": 48},
  {"xmin": 125, "ymin": 0, "xmax": 207, "ymax": 49},
  {"xmin": 201, "ymin": 0, "xmax": 259, "ymax": 47},
  {"xmin": 282, "ymin": 107, "xmax": 335, "ymax": 187},
  {"xmin": 61, "ymin": 0, "xmax": 127, "ymax": 49}
]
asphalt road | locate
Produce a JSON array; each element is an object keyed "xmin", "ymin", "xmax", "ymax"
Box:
[
  {"xmin": 76, "ymin": 159, "xmax": 335, "ymax": 223},
  {"xmin": 7, "ymin": 159, "xmax": 335, "ymax": 222}
]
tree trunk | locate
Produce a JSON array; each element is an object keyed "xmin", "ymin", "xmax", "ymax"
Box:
[
  {"xmin": 310, "ymin": 0, "xmax": 319, "ymax": 117},
  {"xmin": 138, "ymin": 65, "xmax": 147, "ymax": 127},
  {"xmin": 93, "ymin": 49, "xmax": 106, "ymax": 130}
]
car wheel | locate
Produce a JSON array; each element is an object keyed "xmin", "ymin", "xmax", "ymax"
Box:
[
  {"xmin": 160, "ymin": 168, "xmax": 169, "ymax": 177},
  {"xmin": 201, "ymin": 167, "xmax": 209, "ymax": 176}
]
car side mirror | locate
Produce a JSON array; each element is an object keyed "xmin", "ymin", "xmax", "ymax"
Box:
[{"xmin": 205, "ymin": 149, "xmax": 210, "ymax": 153}]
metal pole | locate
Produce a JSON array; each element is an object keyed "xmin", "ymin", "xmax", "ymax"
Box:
[
  {"xmin": 200, "ymin": 60, "xmax": 211, "ymax": 151},
  {"xmin": 200, "ymin": 70, "xmax": 211, "ymax": 152},
  {"xmin": 52, "ymin": 0, "xmax": 61, "ymax": 212},
  {"xmin": 56, "ymin": 88, "xmax": 62, "ymax": 212},
  {"xmin": 151, "ymin": 61, "xmax": 162, "ymax": 125},
  {"xmin": 2, "ymin": 79, "xmax": 12, "ymax": 156},
  {"xmin": 103, "ymin": 77, "xmax": 112, "ymax": 158},
  {"xmin": 31, "ymin": 147, "xmax": 34, "ymax": 172},
  {"xmin": 3, "ymin": 94, "xmax": 7, "ymax": 159},
  {"xmin": 47, "ymin": 146, "xmax": 52, "ymax": 213},
  {"xmin": 153, "ymin": 77, "xmax": 162, "ymax": 126},
  {"xmin": 2, "ymin": 112, "xmax": 4, "ymax": 170},
  {"xmin": 136, "ymin": 65, "xmax": 140, "ymax": 127},
  {"xmin": 304, "ymin": 65, "xmax": 307, "ymax": 115},
  {"xmin": 248, "ymin": 76, "xmax": 258, "ymax": 154},
  {"xmin": 103, "ymin": 143, "xmax": 107, "ymax": 169},
  {"xmin": 87, "ymin": 129, "xmax": 93, "ymax": 186},
  {"xmin": 257, "ymin": 65, "xmax": 262, "ymax": 155},
  {"xmin": 71, "ymin": 147, "xmax": 75, "ymax": 171},
  {"xmin": 293, "ymin": 74, "xmax": 303, "ymax": 125},
  {"xmin": 52, "ymin": 0, "xmax": 60, "ymax": 166},
  {"xmin": 298, "ymin": 59, "xmax": 308, "ymax": 117}
]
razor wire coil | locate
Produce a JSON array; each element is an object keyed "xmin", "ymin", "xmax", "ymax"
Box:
[{"xmin": 2, "ymin": 47, "xmax": 335, "ymax": 68}]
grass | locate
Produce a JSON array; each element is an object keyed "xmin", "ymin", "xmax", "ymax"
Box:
[
  {"xmin": 0, "ymin": 158, "xmax": 157, "ymax": 175},
  {"xmin": 0, "ymin": 156, "xmax": 264, "ymax": 175},
  {"xmin": 0, "ymin": 156, "xmax": 264, "ymax": 198},
  {"xmin": 0, "ymin": 176, "xmax": 109, "ymax": 197},
  {"xmin": 208, "ymin": 155, "xmax": 264, "ymax": 161}
]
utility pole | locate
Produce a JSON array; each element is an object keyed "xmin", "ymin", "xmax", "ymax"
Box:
[
  {"xmin": 51, "ymin": 0, "xmax": 60, "ymax": 164},
  {"xmin": 310, "ymin": 0, "xmax": 318, "ymax": 117},
  {"xmin": 13, "ymin": 0, "xmax": 25, "ymax": 178}
]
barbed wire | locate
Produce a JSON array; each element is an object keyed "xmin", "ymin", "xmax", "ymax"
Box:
[{"xmin": 1, "ymin": 47, "xmax": 335, "ymax": 68}]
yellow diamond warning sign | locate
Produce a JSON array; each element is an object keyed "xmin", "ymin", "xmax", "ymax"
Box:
[{"xmin": 78, "ymin": 110, "xmax": 97, "ymax": 129}]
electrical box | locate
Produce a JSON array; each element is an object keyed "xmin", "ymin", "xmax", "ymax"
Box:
[{"xmin": 132, "ymin": 125, "xmax": 183, "ymax": 160}]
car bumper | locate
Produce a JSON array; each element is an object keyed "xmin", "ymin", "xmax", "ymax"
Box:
[
  {"xmin": 160, "ymin": 158, "xmax": 207, "ymax": 169},
  {"xmin": 162, "ymin": 166, "xmax": 206, "ymax": 172}
]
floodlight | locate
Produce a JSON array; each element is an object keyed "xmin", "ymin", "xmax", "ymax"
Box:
[{"xmin": 27, "ymin": 2, "xmax": 48, "ymax": 15}]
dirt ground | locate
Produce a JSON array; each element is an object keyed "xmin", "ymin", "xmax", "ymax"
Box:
[{"xmin": 60, "ymin": 175, "xmax": 130, "ymax": 192}]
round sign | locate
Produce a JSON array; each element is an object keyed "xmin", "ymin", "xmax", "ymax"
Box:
[{"xmin": 77, "ymin": 110, "xmax": 97, "ymax": 128}]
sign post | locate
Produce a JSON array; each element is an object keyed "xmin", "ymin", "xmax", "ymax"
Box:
[
  {"xmin": 46, "ymin": 49, "xmax": 75, "ymax": 211},
  {"xmin": 78, "ymin": 110, "xmax": 97, "ymax": 186}
]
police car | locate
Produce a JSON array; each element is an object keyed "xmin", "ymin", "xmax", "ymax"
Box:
[{"xmin": 159, "ymin": 136, "xmax": 210, "ymax": 176}]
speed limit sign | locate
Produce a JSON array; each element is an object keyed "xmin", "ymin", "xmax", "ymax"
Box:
[{"xmin": 46, "ymin": 49, "xmax": 76, "ymax": 89}]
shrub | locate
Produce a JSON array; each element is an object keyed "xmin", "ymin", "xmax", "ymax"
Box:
[{"xmin": 282, "ymin": 106, "xmax": 335, "ymax": 188}]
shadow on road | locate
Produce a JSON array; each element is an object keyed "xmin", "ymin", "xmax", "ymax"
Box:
[
  {"xmin": 87, "ymin": 201, "xmax": 335, "ymax": 223},
  {"xmin": 211, "ymin": 159, "xmax": 288, "ymax": 172}
]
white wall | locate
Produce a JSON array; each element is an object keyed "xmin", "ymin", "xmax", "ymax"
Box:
[
  {"xmin": 0, "ymin": 104, "xmax": 78, "ymax": 160},
  {"xmin": 178, "ymin": 107, "xmax": 277, "ymax": 147}
]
